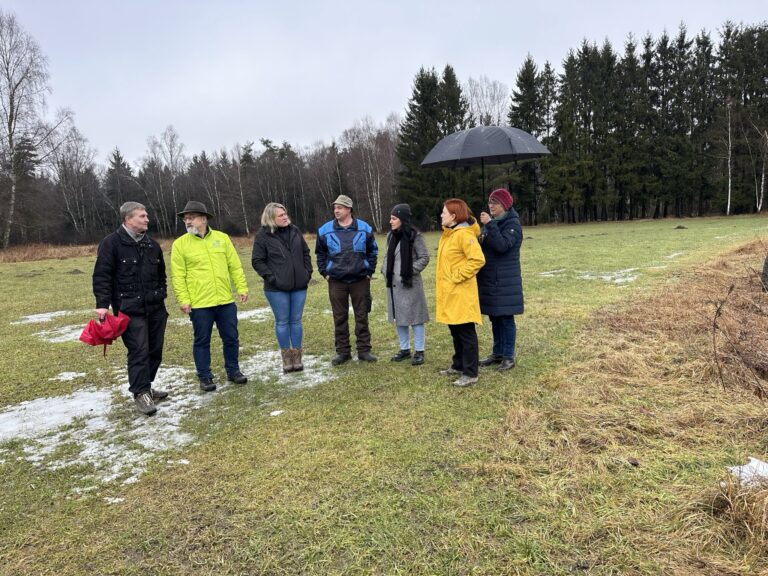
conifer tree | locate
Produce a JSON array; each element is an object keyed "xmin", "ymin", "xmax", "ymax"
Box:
[{"xmin": 396, "ymin": 67, "xmax": 443, "ymax": 228}]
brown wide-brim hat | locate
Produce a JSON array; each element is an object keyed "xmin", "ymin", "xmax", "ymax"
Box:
[{"xmin": 177, "ymin": 201, "xmax": 214, "ymax": 218}]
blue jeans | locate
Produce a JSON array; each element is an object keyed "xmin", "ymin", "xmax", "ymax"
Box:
[
  {"xmin": 396, "ymin": 324, "xmax": 425, "ymax": 351},
  {"xmin": 264, "ymin": 289, "xmax": 307, "ymax": 349},
  {"xmin": 490, "ymin": 315, "xmax": 516, "ymax": 359},
  {"xmin": 190, "ymin": 302, "xmax": 240, "ymax": 379}
]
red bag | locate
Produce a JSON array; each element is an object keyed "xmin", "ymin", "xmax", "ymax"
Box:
[{"xmin": 80, "ymin": 312, "xmax": 131, "ymax": 355}]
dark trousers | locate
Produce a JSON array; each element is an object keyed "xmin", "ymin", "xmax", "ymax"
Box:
[
  {"xmin": 328, "ymin": 277, "xmax": 372, "ymax": 355},
  {"xmin": 489, "ymin": 315, "xmax": 517, "ymax": 359},
  {"xmin": 190, "ymin": 302, "xmax": 240, "ymax": 379},
  {"xmin": 448, "ymin": 322, "xmax": 479, "ymax": 377},
  {"xmin": 121, "ymin": 307, "xmax": 168, "ymax": 396}
]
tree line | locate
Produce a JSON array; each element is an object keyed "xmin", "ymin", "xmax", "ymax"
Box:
[
  {"xmin": 398, "ymin": 22, "xmax": 768, "ymax": 228},
  {"xmin": 0, "ymin": 10, "xmax": 766, "ymax": 247}
]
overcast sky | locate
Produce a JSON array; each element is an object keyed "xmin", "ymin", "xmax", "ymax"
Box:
[{"xmin": 5, "ymin": 0, "xmax": 765, "ymax": 167}]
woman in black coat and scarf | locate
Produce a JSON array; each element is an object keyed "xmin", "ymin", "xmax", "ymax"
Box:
[
  {"xmin": 381, "ymin": 204, "xmax": 430, "ymax": 366},
  {"xmin": 477, "ymin": 188, "xmax": 524, "ymax": 371}
]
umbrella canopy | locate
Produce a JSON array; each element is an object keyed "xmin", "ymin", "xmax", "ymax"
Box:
[
  {"xmin": 421, "ymin": 126, "xmax": 550, "ymax": 205},
  {"xmin": 80, "ymin": 312, "xmax": 130, "ymax": 355},
  {"xmin": 421, "ymin": 125, "xmax": 550, "ymax": 168}
]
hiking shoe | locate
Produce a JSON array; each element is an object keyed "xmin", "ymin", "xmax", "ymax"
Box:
[
  {"xmin": 134, "ymin": 391, "xmax": 157, "ymax": 416},
  {"xmin": 411, "ymin": 351, "xmax": 425, "ymax": 366},
  {"xmin": 452, "ymin": 375, "xmax": 478, "ymax": 387},
  {"xmin": 439, "ymin": 367, "xmax": 461, "ymax": 376},
  {"xmin": 479, "ymin": 355, "xmax": 502, "ymax": 367},
  {"xmin": 390, "ymin": 349, "xmax": 411, "ymax": 362},
  {"xmin": 151, "ymin": 388, "xmax": 169, "ymax": 401},
  {"xmin": 331, "ymin": 353, "xmax": 352, "ymax": 366},
  {"xmin": 497, "ymin": 358, "xmax": 516, "ymax": 371},
  {"xmin": 358, "ymin": 351, "xmax": 377, "ymax": 362},
  {"xmin": 199, "ymin": 378, "xmax": 216, "ymax": 392},
  {"xmin": 227, "ymin": 371, "xmax": 248, "ymax": 384}
]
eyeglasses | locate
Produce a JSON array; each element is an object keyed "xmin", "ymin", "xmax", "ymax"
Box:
[{"xmin": 182, "ymin": 214, "xmax": 202, "ymax": 222}]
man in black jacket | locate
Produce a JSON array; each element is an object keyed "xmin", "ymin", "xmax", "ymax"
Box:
[{"xmin": 92, "ymin": 202, "xmax": 169, "ymax": 416}]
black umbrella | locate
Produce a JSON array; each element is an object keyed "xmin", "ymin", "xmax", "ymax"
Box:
[{"xmin": 421, "ymin": 125, "xmax": 550, "ymax": 201}]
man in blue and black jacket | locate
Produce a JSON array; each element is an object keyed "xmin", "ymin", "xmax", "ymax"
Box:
[{"xmin": 316, "ymin": 195, "xmax": 378, "ymax": 365}]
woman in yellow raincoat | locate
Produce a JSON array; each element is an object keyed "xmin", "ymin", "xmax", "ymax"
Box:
[{"xmin": 436, "ymin": 198, "xmax": 485, "ymax": 387}]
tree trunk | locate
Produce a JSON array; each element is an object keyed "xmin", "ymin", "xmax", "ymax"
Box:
[{"xmin": 2, "ymin": 172, "xmax": 17, "ymax": 248}]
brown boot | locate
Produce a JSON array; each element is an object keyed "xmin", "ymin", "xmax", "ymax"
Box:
[
  {"xmin": 281, "ymin": 349, "xmax": 294, "ymax": 373},
  {"xmin": 292, "ymin": 348, "xmax": 304, "ymax": 371}
]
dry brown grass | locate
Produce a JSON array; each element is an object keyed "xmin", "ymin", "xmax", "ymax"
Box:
[
  {"xmin": 0, "ymin": 235, "xmax": 262, "ymax": 263},
  {"xmin": 540, "ymin": 241, "xmax": 768, "ymax": 574},
  {"xmin": 0, "ymin": 243, "xmax": 99, "ymax": 263}
]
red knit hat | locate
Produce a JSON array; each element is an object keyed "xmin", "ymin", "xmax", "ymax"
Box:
[{"xmin": 489, "ymin": 188, "xmax": 513, "ymax": 210}]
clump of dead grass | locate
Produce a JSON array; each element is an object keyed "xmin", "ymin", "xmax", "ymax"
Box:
[{"xmin": 683, "ymin": 478, "xmax": 768, "ymax": 567}]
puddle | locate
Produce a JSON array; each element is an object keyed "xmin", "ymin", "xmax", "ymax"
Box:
[
  {"xmin": 578, "ymin": 268, "xmax": 639, "ymax": 284},
  {"xmin": 1, "ymin": 351, "xmax": 334, "ymax": 494},
  {"xmin": 33, "ymin": 325, "xmax": 83, "ymax": 343}
]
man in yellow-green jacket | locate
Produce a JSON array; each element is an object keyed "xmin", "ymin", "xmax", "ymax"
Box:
[{"xmin": 171, "ymin": 201, "xmax": 249, "ymax": 392}]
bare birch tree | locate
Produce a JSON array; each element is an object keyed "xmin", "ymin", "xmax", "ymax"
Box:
[
  {"xmin": 465, "ymin": 75, "xmax": 509, "ymax": 126},
  {"xmin": 159, "ymin": 125, "xmax": 187, "ymax": 230},
  {"xmin": 0, "ymin": 11, "xmax": 71, "ymax": 247}
]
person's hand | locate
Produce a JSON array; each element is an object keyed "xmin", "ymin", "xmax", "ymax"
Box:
[
  {"xmin": 239, "ymin": 293, "xmax": 249, "ymax": 303},
  {"xmin": 479, "ymin": 211, "xmax": 491, "ymax": 225},
  {"xmin": 180, "ymin": 304, "xmax": 192, "ymax": 314},
  {"xmin": 95, "ymin": 308, "xmax": 109, "ymax": 322}
]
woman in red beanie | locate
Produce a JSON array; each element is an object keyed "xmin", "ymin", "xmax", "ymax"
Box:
[{"xmin": 477, "ymin": 188, "xmax": 524, "ymax": 371}]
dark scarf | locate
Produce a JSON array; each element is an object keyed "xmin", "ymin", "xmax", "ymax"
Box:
[{"xmin": 386, "ymin": 226, "xmax": 415, "ymax": 288}]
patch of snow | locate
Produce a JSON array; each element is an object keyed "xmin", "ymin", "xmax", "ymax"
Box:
[
  {"xmin": 240, "ymin": 351, "xmax": 335, "ymax": 390},
  {"xmin": 270, "ymin": 410, "xmax": 284, "ymax": 417},
  {"xmin": 0, "ymin": 388, "xmax": 113, "ymax": 442},
  {"xmin": 33, "ymin": 325, "xmax": 83, "ymax": 343},
  {"xmin": 539, "ymin": 269, "xmax": 566, "ymax": 278},
  {"xmin": 104, "ymin": 497, "xmax": 124, "ymax": 504},
  {"xmin": 578, "ymin": 268, "xmax": 639, "ymax": 284},
  {"xmin": 729, "ymin": 457, "xmax": 768, "ymax": 486},
  {"xmin": 2, "ymin": 353, "xmax": 334, "ymax": 493},
  {"xmin": 71, "ymin": 486, "xmax": 98, "ymax": 494},
  {"xmin": 238, "ymin": 308, "xmax": 272, "ymax": 322},
  {"xmin": 665, "ymin": 252, "xmax": 684, "ymax": 259},
  {"xmin": 167, "ymin": 458, "xmax": 190, "ymax": 465},
  {"xmin": 11, "ymin": 310, "xmax": 78, "ymax": 325},
  {"xmin": 49, "ymin": 372, "xmax": 86, "ymax": 382},
  {"xmin": 168, "ymin": 317, "xmax": 191, "ymax": 326}
]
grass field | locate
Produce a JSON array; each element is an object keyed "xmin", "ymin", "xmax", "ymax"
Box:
[{"xmin": 2, "ymin": 215, "xmax": 768, "ymax": 575}]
